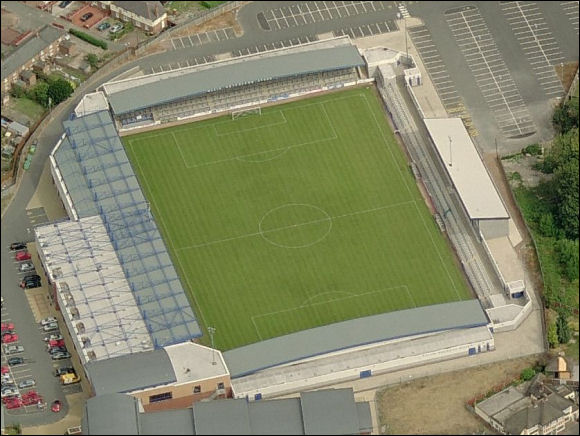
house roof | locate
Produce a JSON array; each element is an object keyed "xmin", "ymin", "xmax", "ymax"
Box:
[
  {"xmin": 504, "ymin": 394, "xmax": 578, "ymax": 435},
  {"xmin": 193, "ymin": 399, "xmax": 252, "ymax": 435},
  {"xmin": 83, "ymin": 393, "xmax": 141, "ymax": 435},
  {"xmin": 1, "ymin": 25, "xmax": 64, "ymax": 81},
  {"xmin": 113, "ymin": 1, "xmax": 166, "ymax": 21},
  {"xmin": 546, "ymin": 356, "xmax": 571, "ymax": 373}
]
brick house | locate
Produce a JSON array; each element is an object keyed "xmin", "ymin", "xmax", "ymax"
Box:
[
  {"xmin": 1, "ymin": 25, "xmax": 65, "ymax": 97},
  {"xmin": 96, "ymin": 1, "xmax": 167, "ymax": 34}
]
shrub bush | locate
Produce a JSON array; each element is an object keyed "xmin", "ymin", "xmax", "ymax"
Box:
[{"xmin": 69, "ymin": 29, "xmax": 108, "ymax": 49}]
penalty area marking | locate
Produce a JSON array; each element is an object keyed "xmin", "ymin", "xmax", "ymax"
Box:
[{"xmin": 250, "ymin": 284, "xmax": 414, "ymax": 340}]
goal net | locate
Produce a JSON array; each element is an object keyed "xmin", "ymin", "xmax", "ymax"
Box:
[{"xmin": 232, "ymin": 107, "xmax": 262, "ymax": 120}]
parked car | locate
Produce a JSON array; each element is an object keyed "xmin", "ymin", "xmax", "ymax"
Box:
[
  {"xmin": 9, "ymin": 242, "xmax": 26, "ymax": 251},
  {"xmin": 80, "ymin": 12, "xmax": 93, "ymax": 22},
  {"xmin": 1, "ymin": 387, "xmax": 18, "ymax": 398},
  {"xmin": 47, "ymin": 339, "xmax": 65, "ymax": 349},
  {"xmin": 109, "ymin": 24, "xmax": 124, "ymax": 33},
  {"xmin": 4, "ymin": 345, "xmax": 24, "ymax": 355},
  {"xmin": 15, "ymin": 251, "xmax": 31, "ymax": 261},
  {"xmin": 17, "ymin": 379, "xmax": 36, "ymax": 389},
  {"xmin": 40, "ymin": 317, "xmax": 57, "ymax": 326},
  {"xmin": 51, "ymin": 352, "xmax": 71, "ymax": 361},
  {"xmin": 19, "ymin": 262, "xmax": 35, "ymax": 272},
  {"xmin": 97, "ymin": 21, "xmax": 110, "ymax": 31},
  {"xmin": 4, "ymin": 397, "xmax": 23, "ymax": 409},
  {"xmin": 49, "ymin": 346, "xmax": 67, "ymax": 355},
  {"xmin": 1, "ymin": 374, "xmax": 12, "ymax": 384},
  {"xmin": 54, "ymin": 367, "xmax": 74, "ymax": 377},
  {"xmin": 59, "ymin": 0, "xmax": 72, "ymax": 8},
  {"xmin": 23, "ymin": 274, "xmax": 41, "ymax": 282},
  {"xmin": 20, "ymin": 279, "xmax": 41, "ymax": 289},
  {"xmin": 1, "ymin": 366, "xmax": 9, "ymax": 374},
  {"xmin": 1, "ymin": 322, "xmax": 14, "ymax": 333},
  {"xmin": 42, "ymin": 323, "xmax": 59, "ymax": 333},
  {"xmin": 51, "ymin": 399, "xmax": 62, "ymax": 413},
  {"xmin": 7, "ymin": 357, "xmax": 24, "ymax": 366},
  {"xmin": 1, "ymin": 383, "xmax": 16, "ymax": 392},
  {"xmin": 2, "ymin": 333, "xmax": 18, "ymax": 344},
  {"xmin": 44, "ymin": 334, "xmax": 64, "ymax": 342}
]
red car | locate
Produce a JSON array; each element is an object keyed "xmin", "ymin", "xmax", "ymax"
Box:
[
  {"xmin": 48, "ymin": 339, "xmax": 65, "ymax": 349},
  {"xmin": 2, "ymin": 333, "xmax": 19, "ymax": 344},
  {"xmin": 1, "ymin": 322, "xmax": 15, "ymax": 333},
  {"xmin": 5, "ymin": 397, "xmax": 23, "ymax": 409},
  {"xmin": 1, "ymin": 366, "xmax": 9, "ymax": 374},
  {"xmin": 15, "ymin": 251, "xmax": 31, "ymax": 261},
  {"xmin": 51, "ymin": 399, "xmax": 61, "ymax": 413}
]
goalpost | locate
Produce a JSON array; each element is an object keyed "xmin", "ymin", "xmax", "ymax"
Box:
[{"xmin": 231, "ymin": 106, "xmax": 262, "ymax": 120}]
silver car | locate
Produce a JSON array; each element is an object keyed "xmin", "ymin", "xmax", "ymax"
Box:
[
  {"xmin": 17, "ymin": 379, "xmax": 36, "ymax": 389},
  {"xmin": 19, "ymin": 262, "xmax": 35, "ymax": 272},
  {"xmin": 42, "ymin": 322, "xmax": 59, "ymax": 332},
  {"xmin": 4, "ymin": 345, "xmax": 24, "ymax": 355}
]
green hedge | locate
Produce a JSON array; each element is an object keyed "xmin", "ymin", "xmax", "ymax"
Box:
[
  {"xmin": 201, "ymin": 1, "xmax": 226, "ymax": 8},
  {"xmin": 69, "ymin": 29, "xmax": 108, "ymax": 50}
]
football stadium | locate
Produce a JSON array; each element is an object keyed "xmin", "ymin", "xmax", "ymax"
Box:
[{"xmin": 35, "ymin": 37, "xmax": 527, "ymax": 410}]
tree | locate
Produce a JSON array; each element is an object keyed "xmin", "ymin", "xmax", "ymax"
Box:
[
  {"xmin": 553, "ymin": 95, "xmax": 579, "ymax": 134},
  {"xmin": 47, "ymin": 78, "xmax": 73, "ymax": 106},
  {"xmin": 547, "ymin": 321, "xmax": 558, "ymax": 348},
  {"xmin": 542, "ymin": 128, "xmax": 579, "ymax": 174},
  {"xmin": 28, "ymin": 81, "xmax": 49, "ymax": 107},
  {"xmin": 520, "ymin": 368, "xmax": 536, "ymax": 381},
  {"xmin": 10, "ymin": 83, "xmax": 26, "ymax": 98},
  {"xmin": 86, "ymin": 53, "xmax": 99, "ymax": 69},
  {"xmin": 556, "ymin": 313, "xmax": 571, "ymax": 344},
  {"xmin": 554, "ymin": 158, "xmax": 579, "ymax": 239},
  {"xmin": 538, "ymin": 212, "xmax": 556, "ymax": 237},
  {"xmin": 555, "ymin": 238, "xmax": 579, "ymax": 281}
]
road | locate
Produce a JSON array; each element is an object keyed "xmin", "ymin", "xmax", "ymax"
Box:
[{"xmin": 2, "ymin": 0, "xmax": 576, "ymax": 427}]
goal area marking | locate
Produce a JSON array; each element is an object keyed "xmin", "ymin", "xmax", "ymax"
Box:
[{"xmin": 231, "ymin": 106, "xmax": 261, "ymax": 120}]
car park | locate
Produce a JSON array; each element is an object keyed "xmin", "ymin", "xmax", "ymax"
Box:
[
  {"xmin": 44, "ymin": 334, "xmax": 64, "ymax": 342},
  {"xmin": 51, "ymin": 352, "xmax": 71, "ymax": 360},
  {"xmin": 7, "ymin": 357, "xmax": 24, "ymax": 366},
  {"xmin": 109, "ymin": 24, "xmax": 123, "ymax": 33},
  {"xmin": 17, "ymin": 379, "xmax": 36, "ymax": 389},
  {"xmin": 4, "ymin": 345, "xmax": 24, "ymax": 355},
  {"xmin": 54, "ymin": 367, "xmax": 74, "ymax": 377},
  {"xmin": 1, "ymin": 322, "xmax": 14, "ymax": 333},
  {"xmin": 97, "ymin": 21, "xmax": 110, "ymax": 31},
  {"xmin": 22, "ymin": 391, "xmax": 43, "ymax": 406},
  {"xmin": 80, "ymin": 12, "xmax": 93, "ymax": 21},
  {"xmin": 40, "ymin": 317, "xmax": 57, "ymax": 326},
  {"xmin": 2, "ymin": 333, "xmax": 19, "ymax": 344},
  {"xmin": 10, "ymin": 242, "xmax": 26, "ymax": 251},
  {"xmin": 19, "ymin": 262, "xmax": 35, "ymax": 272},
  {"xmin": 15, "ymin": 251, "xmax": 31, "ymax": 261},
  {"xmin": 42, "ymin": 323, "xmax": 59, "ymax": 332}
]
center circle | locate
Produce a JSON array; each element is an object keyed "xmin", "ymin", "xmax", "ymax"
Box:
[{"xmin": 258, "ymin": 204, "xmax": 332, "ymax": 248}]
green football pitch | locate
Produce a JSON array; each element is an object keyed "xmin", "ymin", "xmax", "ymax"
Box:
[{"xmin": 123, "ymin": 87, "xmax": 472, "ymax": 350}]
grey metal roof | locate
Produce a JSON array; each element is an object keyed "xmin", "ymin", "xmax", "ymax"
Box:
[
  {"xmin": 57, "ymin": 110, "xmax": 202, "ymax": 346},
  {"xmin": 83, "ymin": 394, "xmax": 140, "ymax": 435},
  {"xmin": 224, "ymin": 300, "xmax": 488, "ymax": 378},
  {"xmin": 107, "ymin": 45, "xmax": 364, "ymax": 115},
  {"xmin": 248, "ymin": 399, "xmax": 304, "ymax": 435},
  {"xmin": 1, "ymin": 25, "xmax": 64, "ymax": 81},
  {"xmin": 356, "ymin": 402, "xmax": 373, "ymax": 434},
  {"xmin": 85, "ymin": 349, "xmax": 176, "ymax": 396},
  {"xmin": 139, "ymin": 409, "xmax": 194, "ymax": 435},
  {"xmin": 300, "ymin": 389, "xmax": 358, "ymax": 435},
  {"xmin": 193, "ymin": 399, "xmax": 252, "ymax": 435}
]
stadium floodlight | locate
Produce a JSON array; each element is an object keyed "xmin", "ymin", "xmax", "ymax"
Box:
[{"xmin": 208, "ymin": 326, "xmax": 216, "ymax": 365}]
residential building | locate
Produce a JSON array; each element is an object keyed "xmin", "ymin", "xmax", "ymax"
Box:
[{"xmin": 96, "ymin": 1, "xmax": 167, "ymax": 34}]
